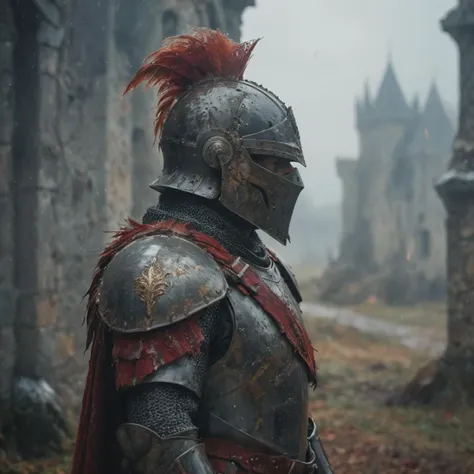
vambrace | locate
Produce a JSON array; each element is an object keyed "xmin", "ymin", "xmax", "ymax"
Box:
[
  {"xmin": 117, "ymin": 424, "xmax": 213, "ymax": 474},
  {"xmin": 118, "ymin": 302, "xmax": 231, "ymax": 472},
  {"xmin": 307, "ymin": 418, "xmax": 334, "ymax": 474}
]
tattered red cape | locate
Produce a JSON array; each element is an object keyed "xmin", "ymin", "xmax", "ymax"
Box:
[{"xmin": 71, "ymin": 219, "xmax": 316, "ymax": 474}]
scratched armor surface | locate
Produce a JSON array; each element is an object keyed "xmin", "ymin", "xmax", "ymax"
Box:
[
  {"xmin": 98, "ymin": 234, "xmax": 228, "ymax": 333},
  {"xmin": 117, "ymin": 192, "xmax": 311, "ymax": 471},
  {"xmin": 199, "ymin": 257, "xmax": 310, "ymax": 460}
]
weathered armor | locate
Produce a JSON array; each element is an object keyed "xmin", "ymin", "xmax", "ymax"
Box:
[
  {"xmin": 103, "ymin": 229, "xmax": 319, "ymax": 473},
  {"xmin": 156, "ymin": 78, "xmax": 306, "ymax": 244},
  {"xmin": 98, "ymin": 234, "xmax": 228, "ymax": 333},
  {"xmin": 72, "ymin": 28, "xmax": 333, "ymax": 474},
  {"xmin": 199, "ymin": 270, "xmax": 309, "ymax": 458}
]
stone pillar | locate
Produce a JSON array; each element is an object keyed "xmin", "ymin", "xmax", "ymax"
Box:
[
  {"xmin": 12, "ymin": 2, "xmax": 64, "ymax": 389},
  {"xmin": 105, "ymin": 0, "xmax": 134, "ymax": 232},
  {"xmin": 433, "ymin": 1, "xmax": 474, "ymax": 401},
  {"xmin": 0, "ymin": 2, "xmax": 16, "ymax": 437},
  {"xmin": 0, "ymin": 0, "xmax": 70, "ymax": 458},
  {"xmin": 55, "ymin": 0, "xmax": 113, "ymax": 401},
  {"xmin": 131, "ymin": 89, "xmax": 159, "ymax": 219},
  {"xmin": 107, "ymin": 0, "xmax": 162, "ymax": 221}
]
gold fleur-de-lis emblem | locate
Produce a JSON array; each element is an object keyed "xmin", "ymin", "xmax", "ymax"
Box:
[{"xmin": 134, "ymin": 261, "xmax": 169, "ymax": 328}]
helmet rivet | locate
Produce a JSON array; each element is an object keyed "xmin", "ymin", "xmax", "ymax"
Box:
[{"xmin": 202, "ymin": 136, "xmax": 233, "ymax": 168}]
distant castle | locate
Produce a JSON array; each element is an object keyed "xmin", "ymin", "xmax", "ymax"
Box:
[{"xmin": 335, "ymin": 61, "xmax": 455, "ymax": 299}]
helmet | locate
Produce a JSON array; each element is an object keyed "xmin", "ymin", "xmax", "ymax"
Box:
[{"xmin": 124, "ymin": 29, "xmax": 305, "ymax": 244}]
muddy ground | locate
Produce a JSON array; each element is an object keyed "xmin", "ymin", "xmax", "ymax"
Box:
[
  {"xmin": 2, "ymin": 302, "xmax": 473, "ymax": 473},
  {"xmin": 304, "ymin": 303, "xmax": 474, "ymax": 474}
]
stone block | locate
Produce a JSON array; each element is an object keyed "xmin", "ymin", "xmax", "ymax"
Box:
[
  {"xmin": 37, "ymin": 189, "xmax": 60, "ymax": 292},
  {"xmin": 0, "ymin": 71, "xmax": 14, "ymax": 144},
  {"xmin": 0, "ymin": 289, "xmax": 15, "ymax": 326},
  {"xmin": 14, "ymin": 189, "xmax": 38, "ymax": 294},
  {"xmin": 0, "ymin": 196, "xmax": 14, "ymax": 287},
  {"xmin": 38, "ymin": 22, "xmax": 63, "ymax": 48},
  {"xmin": 0, "ymin": 326, "xmax": 15, "ymax": 402},
  {"xmin": 57, "ymin": 330, "xmax": 76, "ymax": 359},
  {"xmin": 15, "ymin": 325, "xmax": 57, "ymax": 381},
  {"xmin": 36, "ymin": 292, "xmax": 59, "ymax": 327},
  {"xmin": 0, "ymin": 144, "xmax": 11, "ymax": 195},
  {"xmin": 106, "ymin": 159, "xmax": 132, "ymax": 229},
  {"xmin": 12, "ymin": 188, "xmax": 60, "ymax": 294},
  {"xmin": 39, "ymin": 73, "xmax": 59, "ymax": 135},
  {"xmin": 39, "ymin": 44, "xmax": 59, "ymax": 76},
  {"xmin": 56, "ymin": 287, "xmax": 87, "ymax": 335},
  {"xmin": 16, "ymin": 291, "xmax": 58, "ymax": 327},
  {"xmin": 38, "ymin": 139, "xmax": 60, "ymax": 190},
  {"xmin": 33, "ymin": 0, "xmax": 61, "ymax": 28},
  {"xmin": 16, "ymin": 293, "xmax": 36, "ymax": 326}
]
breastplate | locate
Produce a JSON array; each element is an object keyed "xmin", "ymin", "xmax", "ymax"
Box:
[{"xmin": 199, "ymin": 259, "xmax": 310, "ymax": 460}]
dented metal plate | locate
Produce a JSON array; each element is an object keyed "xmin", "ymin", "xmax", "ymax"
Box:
[{"xmin": 98, "ymin": 234, "xmax": 228, "ymax": 333}]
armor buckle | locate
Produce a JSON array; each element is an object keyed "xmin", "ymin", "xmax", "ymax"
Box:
[
  {"xmin": 224, "ymin": 257, "xmax": 259, "ymax": 294},
  {"xmin": 230, "ymin": 256, "xmax": 250, "ymax": 279}
]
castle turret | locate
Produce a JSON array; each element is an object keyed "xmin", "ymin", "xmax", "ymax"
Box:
[
  {"xmin": 354, "ymin": 60, "xmax": 418, "ymax": 270},
  {"xmin": 408, "ymin": 82, "xmax": 454, "ymax": 155},
  {"xmin": 356, "ymin": 79, "xmax": 373, "ymax": 127},
  {"xmin": 357, "ymin": 61, "xmax": 413, "ymax": 130}
]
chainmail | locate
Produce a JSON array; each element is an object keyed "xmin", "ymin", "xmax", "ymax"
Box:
[
  {"xmin": 122, "ymin": 300, "xmax": 232, "ymax": 437},
  {"xmin": 143, "ymin": 190, "xmax": 270, "ymax": 267}
]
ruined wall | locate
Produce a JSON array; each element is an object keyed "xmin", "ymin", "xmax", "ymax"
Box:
[
  {"xmin": 0, "ymin": 0, "xmax": 254, "ymax": 454},
  {"xmin": 53, "ymin": 0, "xmax": 112, "ymax": 406},
  {"xmin": 60, "ymin": 0, "xmax": 252, "ymax": 406},
  {"xmin": 0, "ymin": 1, "xmax": 16, "ymax": 426}
]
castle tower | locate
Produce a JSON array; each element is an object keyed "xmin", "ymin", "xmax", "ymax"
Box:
[
  {"xmin": 409, "ymin": 82, "xmax": 454, "ymax": 156},
  {"xmin": 354, "ymin": 60, "xmax": 416, "ymax": 269},
  {"xmin": 356, "ymin": 60, "xmax": 414, "ymax": 157}
]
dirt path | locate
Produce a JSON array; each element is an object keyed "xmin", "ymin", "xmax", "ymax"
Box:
[{"xmin": 301, "ymin": 302, "xmax": 445, "ymax": 356}]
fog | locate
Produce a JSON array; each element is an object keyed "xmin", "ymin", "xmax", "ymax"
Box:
[{"xmin": 242, "ymin": 0, "xmax": 458, "ymax": 208}]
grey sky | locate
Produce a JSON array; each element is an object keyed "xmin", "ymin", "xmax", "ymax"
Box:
[{"xmin": 241, "ymin": 0, "xmax": 458, "ymax": 207}]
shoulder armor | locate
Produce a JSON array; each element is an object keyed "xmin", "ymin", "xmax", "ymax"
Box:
[
  {"xmin": 268, "ymin": 249, "xmax": 302, "ymax": 304},
  {"xmin": 98, "ymin": 234, "xmax": 228, "ymax": 333}
]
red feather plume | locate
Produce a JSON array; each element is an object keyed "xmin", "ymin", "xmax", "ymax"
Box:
[{"xmin": 123, "ymin": 28, "xmax": 260, "ymax": 137}]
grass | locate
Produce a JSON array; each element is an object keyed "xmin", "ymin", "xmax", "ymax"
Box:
[
  {"xmin": 3, "ymin": 303, "xmax": 473, "ymax": 474},
  {"xmin": 352, "ymin": 301, "xmax": 446, "ymax": 333},
  {"xmin": 305, "ymin": 316, "xmax": 474, "ymax": 473}
]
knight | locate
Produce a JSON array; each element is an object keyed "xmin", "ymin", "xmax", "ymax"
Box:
[{"xmin": 71, "ymin": 28, "xmax": 333, "ymax": 474}]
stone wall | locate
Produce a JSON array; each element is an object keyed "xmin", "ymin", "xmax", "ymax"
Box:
[
  {"xmin": 437, "ymin": 0, "xmax": 474, "ymax": 392},
  {"xmin": 0, "ymin": 0, "xmax": 254, "ymax": 456},
  {"xmin": 0, "ymin": 1, "xmax": 16, "ymax": 429}
]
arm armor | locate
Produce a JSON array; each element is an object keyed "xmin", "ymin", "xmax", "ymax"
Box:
[
  {"xmin": 117, "ymin": 424, "xmax": 213, "ymax": 474},
  {"xmin": 307, "ymin": 418, "xmax": 334, "ymax": 474},
  {"xmin": 98, "ymin": 233, "xmax": 228, "ymax": 333},
  {"xmin": 118, "ymin": 302, "xmax": 231, "ymax": 473}
]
